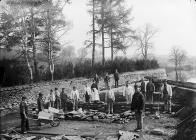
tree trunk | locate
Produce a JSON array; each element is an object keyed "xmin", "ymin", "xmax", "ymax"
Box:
[
  {"xmin": 24, "ymin": 42, "xmax": 33, "ymax": 83},
  {"xmin": 92, "ymin": 0, "xmax": 95, "ymax": 67},
  {"xmin": 110, "ymin": 28, "xmax": 113, "ymax": 61},
  {"xmin": 47, "ymin": 9, "xmax": 54, "ymax": 81},
  {"xmin": 50, "ymin": 62, "xmax": 54, "ymax": 81},
  {"xmin": 175, "ymin": 63, "xmax": 178, "ymax": 81},
  {"xmin": 101, "ymin": 0, "xmax": 105, "ymax": 66},
  {"xmin": 30, "ymin": 8, "xmax": 39, "ymax": 81}
]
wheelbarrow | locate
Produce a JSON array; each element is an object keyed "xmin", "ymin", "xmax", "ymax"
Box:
[{"xmin": 29, "ymin": 111, "xmax": 60, "ymax": 127}]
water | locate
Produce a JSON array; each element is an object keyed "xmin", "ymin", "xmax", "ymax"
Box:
[{"xmin": 187, "ymin": 78, "xmax": 196, "ymax": 83}]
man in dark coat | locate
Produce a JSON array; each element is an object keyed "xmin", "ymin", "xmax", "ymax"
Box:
[
  {"xmin": 94, "ymin": 73, "xmax": 99, "ymax": 88},
  {"xmin": 91, "ymin": 80, "xmax": 98, "ymax": 90},
  {"xmin": 60, "ymin": 88, "xmax": 68, "ymax": 112},
  {"xmin": 37, "ymin": 92, "xmax": 44, "ymax": 113},
  {"xmin": 20, "ymin": 96, "xmax": 29, "ymax": 134},
  {"xmin": 114, "ymin": 69, "xmax": 119, "ymax": 88},
  {"xmin": 146, "ymin": 78, "xmax": 155, "ymax": 104},
  {"xmin": 131, "ymin": 85, "xmax": 145, "ymax": 132},
  {"xmin": 104, "ymin": 72, "xmax": 110, "ymax": 89}
]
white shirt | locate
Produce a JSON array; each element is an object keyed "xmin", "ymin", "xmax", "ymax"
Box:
[
  {"xmin": 91, "ymin": 88, "xmax": 100, "ymax": 101},
  {"xmin": 71, "ymin": 90, "xmax": 80, "ymax": 100},
  {"xmin": 123, "ymin": 85, "xmax": 134, "ymax": 96},
  {"xmin": 85, "ymin": 86, "xmax": 91, "ymax": 96},
  {"xmin": 105, "ymin": 89, "xmax": 115, "ymax": 101},
  {"xmin": 161, "ymin": 84, "xmax": 173, "ymax": 97},
  {"xmin": 55, "ymin": 90, "xmax": 60, "ymax": 97},
  {"xmin": 50, "ymin": 92, "xmax": 55, "ymax": 102}
]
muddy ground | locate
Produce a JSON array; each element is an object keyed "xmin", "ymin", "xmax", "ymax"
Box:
[{"xmin": 1, "ymin": 111, "xmax": 178, "ymax": 140}]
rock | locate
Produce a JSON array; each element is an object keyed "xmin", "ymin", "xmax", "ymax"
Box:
[
  {"xmin": 26, "ymin": 136, "xmax": 36, "ymax": 140},
  {"xmin": 150, "ymin": 128, "xmax": 165, "ymax": 136},
  {"xmin": 119, "ymin": 130, "xmax": 139, "ymax": 140},
  {"xmin": 39, "ymin": 137, "xmax": 50, "ymax": 140}
]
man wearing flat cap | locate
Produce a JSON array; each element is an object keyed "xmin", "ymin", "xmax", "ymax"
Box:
[
  {"xmin": 37, "ymin": 92, "xmax": 44, "ymax": 113},
  {"xmin": 20, "ymin": 96, "xmax": 29, "ymax": 134},
  {"xmin": 161, "ymin": 80, "xmax": 173, "ymax": 113},
  {"xmin": 131, "ymin": 84, "xmax": 145, "ymax": 132}
]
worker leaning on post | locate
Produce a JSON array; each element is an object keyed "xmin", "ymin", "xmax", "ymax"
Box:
[
  {"xmin": 71, "ymin": 86, "xmax": 80, "ymax": 111},
  {"xmin": 131, "ymin": 84, "xmax": 145, "ymax": 132},
  {"xmin": 105, "ymin": 85, "xmax": 115, "ymax": 114},
  {"xmin": 161, "ymin": 80, "xmax": 173, "ymax": 113}
]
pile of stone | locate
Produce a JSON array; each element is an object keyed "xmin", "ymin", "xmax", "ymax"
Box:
[{"xmin": 64, "ymin": 109, "xmax": 134, "ymax": 124}]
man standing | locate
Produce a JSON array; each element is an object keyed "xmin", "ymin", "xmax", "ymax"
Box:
[
  {"xmin": 114, "ymin": 69, "xmax": 119, "ymax": 88},
  {"xmin": 37, "ymin": 92, "xmax": 44, "ymax": 113},
  {"xmin": 49, "ymin": 89, "xmax": 55, "ymax": 108},
  {"xmin": 91, "ymin": 80, "xmax": 98, "ymax": 90},
  {"xmin": 104, "ymin": 72, "xmax": 110, "ymax": 89},
  {"xmin": 84, "ymin": 84, "xmax": 91, "ymax": 103},
  {"xmin": 131, "ymin": 85, "xmax": 145, "ymax": 132},
  {"xmin": 20, "ymin": 96, "xmax": 29, "ymax": 134},
  {"xmin": 123, "ymin": 81, "xmax": 134, "ymax": 104},
  {"xmin": 71, "ymin": 86, "xmax": 80, "ymax": 111},
  {"xmin": 60, "ymin": 88, "xmax": 68, "ymax": 112},
  {"xmin": 94, "ymin": 73, "xmax": 99, "ymax": 88},
  {"xmin": 161, "ymin": 80, "xmax": 173, "ymax": 113},
  {"xmin": 140, "ymin": 78, "xmax": 146, "ymax": 99},
  {"xmin": 55, "ymin": 88, "xmax": 61, "ymax": 109},
  {"xmin": 105, "ymin": 86, "xmax": 115, "ymax": 114},
  {"xmin": 146, "ymin": 79, "xmax": 155, "ymax": 104}
]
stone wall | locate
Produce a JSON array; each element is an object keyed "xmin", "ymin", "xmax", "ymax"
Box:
[{"xmin": 0, "ymin": 68, "xmax": 167, "ymax": 116}]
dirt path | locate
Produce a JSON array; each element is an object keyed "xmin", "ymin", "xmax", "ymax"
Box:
[{"xmin": 26, "ymin": 114, "xmax": 178, "ymax": 140}]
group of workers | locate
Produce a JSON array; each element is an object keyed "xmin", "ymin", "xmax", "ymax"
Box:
[{"xmin": 19, "ymin": 69, "xmax": 173, "ymax": 133}]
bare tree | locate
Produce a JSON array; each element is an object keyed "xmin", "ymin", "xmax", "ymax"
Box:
[
  {"xmin": 136, "ymin": 24, "xmax": 158, "ymax": 64},
  {"xmin": 170, "ymin": 46, "xmax": 187, "ymax": 81}
]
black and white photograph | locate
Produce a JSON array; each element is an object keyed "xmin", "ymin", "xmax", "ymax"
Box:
[{"xmin": 0, "ymin": 0, "xmax": 196, "ymax": 139}]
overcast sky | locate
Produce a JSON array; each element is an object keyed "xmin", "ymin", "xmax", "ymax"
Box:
[{"xmin": 62, "ymin": 0, "xmax": 196, "ymax": 58}]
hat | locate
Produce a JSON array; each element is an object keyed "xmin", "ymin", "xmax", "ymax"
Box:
[
  {"xmin": 22, "ymin": 96, "xmax": 27, "ymax": 100},
  {"xmin": 39, "ymin": 92, "xmax": 43, "ymax": 96},
  {"xmin": 134, "ymin": 84, "xmax": 140, "ymax": 88}
]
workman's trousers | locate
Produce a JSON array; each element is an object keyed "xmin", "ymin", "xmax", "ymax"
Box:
[
  {"xmin": 55, "ymin": 98, "xmax": 61, "ymax": 109},
  {"xmin": 73, "ymin": 100, "xmax": 78, "ymax": 111},
  {"xmin": 85, "ymin": 92, "xmax": 90, "ymax": 103},
  {"xmin": 61, "ymin": 100, "xmax": 67, "ymax": 112},
  {"xmin": 50, "ymin": 101, "xmax": 55, "ymax": 108},
  {"xmin": 107, "ymin": 99, "xmax": 114, "ymax": 114},
  {"xmin": 147, "ymin": 92, "xmax": 153, "ymax": 104},
  {"xmin": 163, "ymin": 95, "xmax": 171, "ymax": 113},
  {"xmin": 105, "ymin": 82, "xmax": 109, "ymax": 89},
  {"xmin": 135, "ymin": 111, "xmax": 143, "ymax": 130},
  {"xmin": 125, "ymin": 94, "xmax": 132, "ymax": 104},
  {"xmin": 115, "ymin": 80, "xmax": 119, "ymax": 88},
  {"xmin": 20, "ymin": 113, "xmax": 29, "ymax": 133}
]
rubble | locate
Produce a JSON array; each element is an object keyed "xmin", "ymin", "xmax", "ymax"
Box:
[
  {"xmin": 118, "ymin": 130, "xmax": 139, "ymax": 140},
  {"xmin": 64, "ymin": 108, "xmax": 134, "ymax": 124}
]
